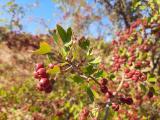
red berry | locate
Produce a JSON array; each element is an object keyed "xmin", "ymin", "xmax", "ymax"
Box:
[
  {"xmin": 123, "ymin": 82, "xmax": 129, "ymax": 88},
  {"xmin": 131, "ymin": 75, "xmax": 138, "ymax": 82},
  {"xmin": 135, "ymin": 60, "xmax": 142, "ymax": 67},
  {"xmin": 37, "ymin": 68, "xmax": 46, "ymax": 76},
  {"xmin": 105, "ymin": 91, "xmax": 113, "ymax": 99},
  {"xmin": 100, "ymin": 85, "xmax": 108, "ymax": 93},
  {"xmin": 134, "ymin": 70, "xmax": 141, "ymax": 76},
  {"xmin": 112, "ymin": 103, "xmax": 119, "ymax": 111},
  {"xmin": 126, "ymin": 73, "xmax": 133, "ymax": 78},
  {"xmin": 147, "ymin": 91, "xmax": 153, "ymax": 98},
  {"xmin": 140, "ymin": 74, "xmax": 147, "ymax": 81},
  {"xmin": 36, "ymin": 83, "xmax": 44, "ymax": 91},
  {"xmin": 39, "ymin": 78, "xmax": 50, "ymax": 88},
  {"xmin": 35, "ymin": 63, "xmax": 44, "ymax": 71},
  {"xmin": 44, "ymin": 84, "xmax": 52, "ymax": 93},
  {"xmin": 82, "ymin": 107, "xmax": 89, "ymax": 116},
  {"xmin": 124, "ymin": 68, "xmax": 130, "ymax": 73},
  {"xmin": 125, "ymin": 97, "xmax": 133, "ymax": 105},
  {"xmin": 33, "ymin": 71, "xmax": 40, "ymax": 79},
  {"xmin": 99, "ymin": 78, "xmax": 107, "ymax": 86}
]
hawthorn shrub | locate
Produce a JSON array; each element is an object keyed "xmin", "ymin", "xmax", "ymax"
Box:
[{"xmin": 33, "ymin": 12, "xmax": 160, "ymax": 119}]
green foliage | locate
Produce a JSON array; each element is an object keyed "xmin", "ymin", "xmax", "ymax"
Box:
[{"xmin": 33, "ymin": 42, "xmax": 52, "ymax": 54}]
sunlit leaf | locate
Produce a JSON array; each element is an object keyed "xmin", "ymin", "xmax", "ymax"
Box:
[
  {"xmin": 47, "ymin": 65, "xmax": 60, "ymax": 75},
  {"xmin": 33, "ymin": 42, "xmax": 52, "ymax": 54}
]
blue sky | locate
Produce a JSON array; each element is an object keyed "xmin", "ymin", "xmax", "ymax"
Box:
[{"xmin": 0, "ymin": 0, "xmax": 113, "ymax": 41}]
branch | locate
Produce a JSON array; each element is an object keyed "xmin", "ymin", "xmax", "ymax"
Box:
[{"xmin": 67, "ymin": 60, "xmax": 101, "ymax": 86}]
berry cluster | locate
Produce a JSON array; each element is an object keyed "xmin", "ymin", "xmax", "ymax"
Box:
[
  {"xmin": 99, "ymin": 78, "xmax": 108, "ymax": 93},
  {"xmin": 112, "ymin": 54, "xmax": 126, "ymax": 71},
  {"xmin": 34, "ymin": 63, "xmax": 52, "ymax": 93},
  {"xmin": 79, "ymin": 107, "xmax": 89, "ymax": 120},
  {"xmin": 125, "ymin": 68, "xmax": 147, "ymax": 82},
  {"xmin": 119, "ymin": 96, "xmax": 133, "ymax": 105}
]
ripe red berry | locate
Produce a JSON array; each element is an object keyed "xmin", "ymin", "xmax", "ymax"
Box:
[
  {"xmin": 131, "ymin": 75, "xmax": 138, "ymax": 82},
  {"xmin": 126, "ymin": 72, "xmax": 133, "ymax": 78},
  {"xmin": 37, "ymin": 68, "xmax": 46, "ymax": 76},
  {"xmin": 39, "ymin": 78, "xmax": 50, "ymax": 88},
  {"xmin": 36, "ymin": 83, "xmax": 44, "ymax": 91},
  {"xmin": 135, "ymin": 60, "xmax": 142, "ymax": 67},
  {"xmin": 140, "ymin": 74, "xmax": 147, "ymax": 81},
  {"xmin": 123, "ymin": 82, "xmax": 129, "ymax": 88},
  {"xmin": 147, "ymin": 91, "xmax": 153, "ymax": 98},
  {"xmin": 124, "ymin": 68, "xmax": 130, "ymax": 73},
  {"xmin": 33, "ymin": 71, "xmax": 40, "ymax": 79},
  {"xmin": 125, "ymin": 97, "xmax": 133, "ymax": 105},
  {"xmin": 99, "ymin": 78, "xmax": 107, "ymax": 86},
  {"xmin": 112, "ymin": 103, "xmax": 119, "ymax": 111},
  {"xmin": 35, "ymin": 63, "xmax": 44, "ymax": 71},
  {"xmin": 105, "ymin": 91, "xmax": 113, "ymax": 99},
  {"xmin": 100, "ymin": 85, "xmax": 108, "ymax": 93},
  {"xmin": 44, "ymin": 84, "xmax": 52, "ymax": 93}
]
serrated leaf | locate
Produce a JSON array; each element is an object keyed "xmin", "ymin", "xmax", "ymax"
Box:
[
  {"xmin": 33, "ymin": 42, "xmax": 52, "ymax": 54},
  {"xmin": 47, "ymin": 65, "xmax": 60, "ymax": 75},
  {"xmin": 85, "ymin": 87, "xmax": 94, "ymax": 102},
  {"xmin": 72, "ymin": 75, "xmax": 84, "ymax": 83}
]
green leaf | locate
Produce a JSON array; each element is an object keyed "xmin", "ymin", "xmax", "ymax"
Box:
[
  {"xmin": 90, "ymin": 57, "xmax": 101, "ymax": 64},
  {"xmin": 49, "ymin": 30, "xmax": 58, "ymax": 44},
  {"xmin": 148, "ymin": 74, "xmax": 157, "ymax": 82},
  {"xmin": 33, "ymin": 42, "xmax": 52, "ymax": 54},
  {"xmin": 94, "ymin": 70, "xmax": 104, "ymax": 78},
  {"xmin": 72, "ymin": 75, "xmax": 84, "ymax": 83},
  {"xmin": 57, "ymin": 25, "xmax": 68, "ymax": 44},
  {"xmin": 85, "ymin": 87, "xmax": 94, "ymax": 102},
  {"xmin": 67, "ymin": 27, "xmax": 72, "ymax": 42},
  {"xmin": 137, "ymin": 36, "xmax": 142, "ymax": 44},
  {"xmin": 140, "ymin": 84, "xmax": 147, "ymax": 92},
  {"xmin": 78, "ymin": 39, "xmax": 90, "ymax": 50},
  {"xmin": 47, "ymin": 65, "xmax": 60, "ymax": 75},
  {"xmin": 84, "ymin": 65, "xmax": 96, "ymax": 75}
]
